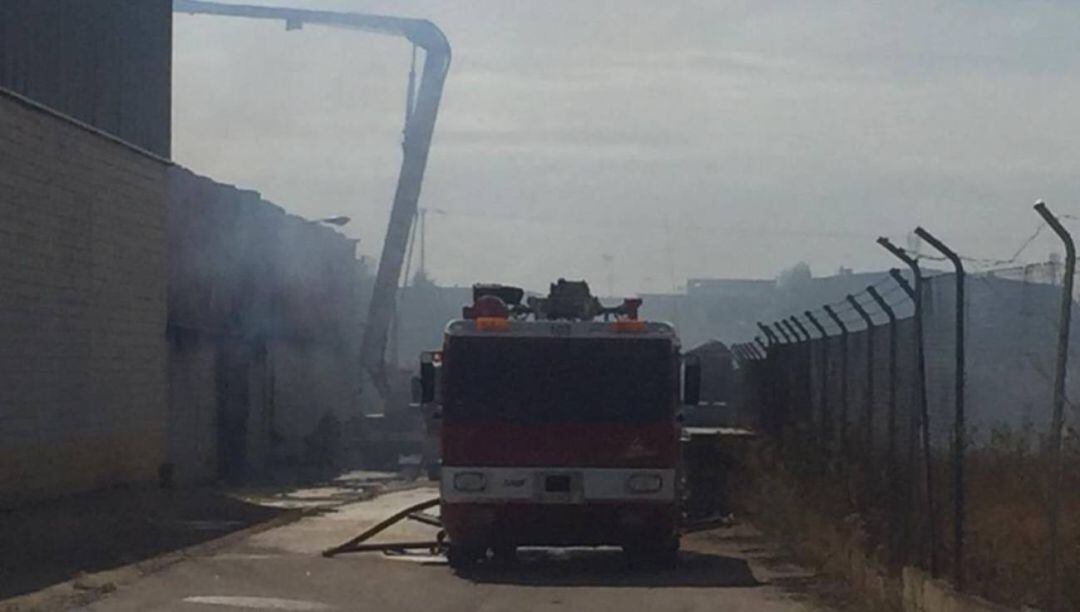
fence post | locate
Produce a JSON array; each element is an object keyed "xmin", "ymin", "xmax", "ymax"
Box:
[
  {"xmin": 755, "ymin": 336, "xmax": 768, "ymax": 354},
  {"xmin": 848, "ymin": 294, "xmax": 876, "ymax": 462},
  {"xmin": 805, "ymin": 311, "xmax": 831, "ymax": 460},
  {"xmin": 1033, "ymin": 201, "xmax": 1075, "ymax": 612},
  {"xmin": 732, "ymin": 344, "xmax": 749, "ymax": 364},
  {"xmin": 782, "ymin": 321, "xmax": 804, "ymax": 429},
  {"xmin": 748, "ymin": 341, "xmax": 765, "ymax": 359},
  {"xmin": 756, "ymin": 323, "xmax": 781, "ymax": 438},
  {"xmin": 772, "ymin": 322, "xmax": 794, "ymax": 429},
  {"xmin": 915, "ymin": 226, "xmax": 966, "ymax": 589},
  {"xmin": 824, "ymin": 305, "xmax": 850, "ymax": 460},
  {"xmin": 790, "ymin": 316, "xmax": 811, "ymax": 343},
  {"xmin": 868, "ymin": 284, "xmax": 900, "ymax": 564},
  {"xmin": 758, "ymin": 322, "xmax": 780, "ymax": 347},
  {"xmin": 790, "ymin": 317, "xmax": 815, "ymax": 445},
  {"xmin": 880, "ymin": 238, "xmax": 938, "ymax": 576},
  {"xmin": 774, "ymin": 322, "xmax": 793, "ymax": 344},
  {"xmin": 781, "ymin": 320, "xmax": 800, "ymax": 345}
]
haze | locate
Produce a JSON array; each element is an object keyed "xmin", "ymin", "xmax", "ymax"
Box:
[{"xmin": 173, "ymin": 0, "xmax": 1080, "ymax": 294}]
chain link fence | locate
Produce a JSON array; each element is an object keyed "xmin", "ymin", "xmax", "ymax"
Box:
[{"xmin": 735, "ymin": 270, "xmax": 1079, "ymax": 611}]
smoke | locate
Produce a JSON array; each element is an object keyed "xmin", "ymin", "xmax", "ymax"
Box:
[{"xmin": 173, "ymin": 0, "xmax": 1080, "ymax": 294}]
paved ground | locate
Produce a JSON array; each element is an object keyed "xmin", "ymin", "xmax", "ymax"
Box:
[
  {"xmin": 0, "ymin": 486, "xmax": 283, "ymax": 600},
  {"xmin": 0, "ymin": 470, "xmax": 411, "ymax": 603},
  {"xmin": 78, "ymin": 487, "xmax": 842, "ymax": 612}
]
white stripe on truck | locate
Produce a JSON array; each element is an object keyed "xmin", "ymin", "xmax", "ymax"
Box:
[{"xmin": 440, "ymin": 466, "xmax": 677, "ymax": 503}]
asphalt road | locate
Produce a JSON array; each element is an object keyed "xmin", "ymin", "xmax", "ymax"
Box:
[{"xmin": 80, "ymin": 487, "xmax": 838, "ymax": 612}]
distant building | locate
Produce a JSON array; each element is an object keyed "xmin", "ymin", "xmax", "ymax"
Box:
[
  {"xmin": 640, "ymin": 278, "xmax": 777, "ymax": 349},
  {"xmin": 0, "ymin": 0, "xmax": 172, "ymax": 156}
]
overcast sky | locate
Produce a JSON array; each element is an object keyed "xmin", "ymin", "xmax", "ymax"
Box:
[{"xmin": 172, "ymin": 0, "xmax": 1080, "ymax": 295}]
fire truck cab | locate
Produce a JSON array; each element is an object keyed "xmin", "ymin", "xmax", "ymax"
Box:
[{"xmin": 420, "ymin": 280, "xmax": 700, "ymax": 568}]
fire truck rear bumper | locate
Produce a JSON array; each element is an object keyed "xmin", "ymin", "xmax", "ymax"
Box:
[
  {"xmin": 441, "ymin": 501, "xmax": 679, "ymax": 548},
  {"xmin": 440, "ymin": 466, "xmax": 679, "ymax": 546}
]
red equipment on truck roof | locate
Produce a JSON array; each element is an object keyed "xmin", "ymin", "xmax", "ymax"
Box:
[{"xmin": 418, "ymin": 280, "xmax": 700, "ymax": 568}]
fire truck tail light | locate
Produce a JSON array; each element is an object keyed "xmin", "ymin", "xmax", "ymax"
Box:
[
  {"xmin": 453, "ymin": 472, "xmax": 487, "ymax": 492},
  {"xmin": 626, "ymin": 473, "xmax": 663, "ymax": 493},
  {"xmin": 611, "ymin": 320, "xmax": 647, "ymax": 333},
  {"xmin": 476, "ymin": 317, "xmax": 510, "ymax": 332}
]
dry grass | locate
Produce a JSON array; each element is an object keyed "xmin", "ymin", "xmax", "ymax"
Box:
[
  {"xmin": 963, "ymin": 426, "xmax": 1080, "ymax": 610},
  {"xmin": 734, "ymin": 429, "xmax": 1080, "ymax": 611}
]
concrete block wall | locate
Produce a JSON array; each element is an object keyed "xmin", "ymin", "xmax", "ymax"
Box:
[
  {"xmin": 166, "ymin": 168, "xmax": 367, "ymax": 484},
  {"xmin": 268, "ymin": 341, "xmax": 360, "ymax": 466},
  {"xmin": 0, "ymin": 89, "xmax": 169, "ymax": 504},
  {"xmin": 165, "ymin": 329, "xmax": 218, "ymax": 485}
]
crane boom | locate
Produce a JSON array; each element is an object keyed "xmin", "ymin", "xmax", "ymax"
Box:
[{"xmin": 174, "ymin": 1, "xmax": 451, "ymax": 397}]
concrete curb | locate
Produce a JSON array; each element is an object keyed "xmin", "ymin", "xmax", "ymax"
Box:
[{"xmin": 0, "ymin": 508, "xmax": 309, "ymax": 612}]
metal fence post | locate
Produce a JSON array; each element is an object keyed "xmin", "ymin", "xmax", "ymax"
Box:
[
  {"xmin": 758, "ymin": 322, "xmax": 780, "ymax": 347},
  {"xmin": 790, "ymin": 316, "xmax": 811, "ymax": 344},
  {"xmin": 915, "ymin": 226, "xmax": 966, "ymax": 589},
  {"xmin": 868, "ymin": 284, "xmax": 900, "ymax": 564},
  {"xmin": 786, "ymin": 319, "xmax": 812, "ymax": 442},
  {"xmin": 756, "ymin": 323, "xmax": 781, "ymax": 438},
  {"xmin": 848, "ymin": 294, "xmax": 876, "ymax": 461},
  {"xmin": 772, "ymin": 322, "xmax": 794, "ymax": 429},
  {"xmin": 732, "ymin": 344, "xmax": 749, "ymax": 364},
  {"xmin": 881, "ymin": 238, "xmax": 938, "ymax": 576},
  {"xmin": 1033, "ymin": 201, "xmax": 1075, "ymax": 612},
  {"xmin": 786, "ymin": 321, "xmax": 812, "ymax": 431},
  {"xmin": 780, "ymin": 320, "xmax": 806, "ymax": 428},
  {"xmin": 774, "ymin": 322, "xmax": 793, "ymax": 344},
  {"xmin": 748, "ymin": 341, "xmax": 765, "ymax": 359},
  {"xmin": 781, "ymin": 320, "xmax": 800, "ymax": 346},
  {"xmin": 825, "ymin": 305, "xmax": 850, "ymax": 460},
  {"xmin": 805, "ymin": 311, "xmax": 831, "ymax": 458}
]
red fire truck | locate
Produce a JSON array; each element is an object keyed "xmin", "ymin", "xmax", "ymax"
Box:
[{"xmin": 419, "ymin": 280, "xmax": 700, "ymax": 568}]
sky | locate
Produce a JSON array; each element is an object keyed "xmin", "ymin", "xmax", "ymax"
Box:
[{"xmin": 172, "ymin": 0, "xmax": 1080, "ymax": 295}]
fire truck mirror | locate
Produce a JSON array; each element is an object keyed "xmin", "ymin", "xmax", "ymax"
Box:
[
  {"xmin": 682, "ymin": 355, "xmax": 702, "ymax": 406},
  {"xmin": 420, "ymin": 361, "xmax": 436, "ymax": 403}
]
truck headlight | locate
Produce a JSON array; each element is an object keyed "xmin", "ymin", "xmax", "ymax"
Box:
[
  {"xmin": 626, "ymin": 473, "xmax": 663, "ymax": 493},
  {"xmin": 453, "ymin": 472, "xmax": 487, "ymax": 492}
]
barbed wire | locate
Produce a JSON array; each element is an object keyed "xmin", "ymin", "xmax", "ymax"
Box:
[
  {"xmin": 763, "ymin": 271, "xmax": 921, "ymax": 337},
  {"xmin": 910, "ymin": 219, "xmax": 1059, "ymax": 270},
  {"xmin": 753, "ymin": 209, "xmax": 1079, "ymax": 353}
]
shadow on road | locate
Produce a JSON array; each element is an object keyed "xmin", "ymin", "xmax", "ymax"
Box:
[
  {"xmin": 0, "ymin": 486, "xmax": 283, "ymax": 601},
  {"xmin": 456, "ymin": 548, "xmax": 762, "ymax": 588}
]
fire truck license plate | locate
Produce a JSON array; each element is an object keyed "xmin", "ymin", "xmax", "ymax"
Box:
[{"xmin": 538, "ymin": 472, "xmax": 583, "ymax": 503}]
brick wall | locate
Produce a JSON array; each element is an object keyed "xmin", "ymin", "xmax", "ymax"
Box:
[{"xmin": 0, "ymin": 89, "xmax": 169, "ymax": 504}]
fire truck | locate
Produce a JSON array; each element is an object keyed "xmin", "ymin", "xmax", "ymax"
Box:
[{"xmin": 419, "ymin": 280, "xmax": 700, "ymax": 568}]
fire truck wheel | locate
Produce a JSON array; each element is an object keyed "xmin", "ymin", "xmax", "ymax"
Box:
[{"xmin": 447, "ymin": 544, "xmax": 484, "ymax": 569}]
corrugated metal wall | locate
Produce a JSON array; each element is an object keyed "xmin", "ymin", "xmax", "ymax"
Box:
[{"xmin": 0, "ymin": 0, "xmax": 172, "ymax": 157}]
